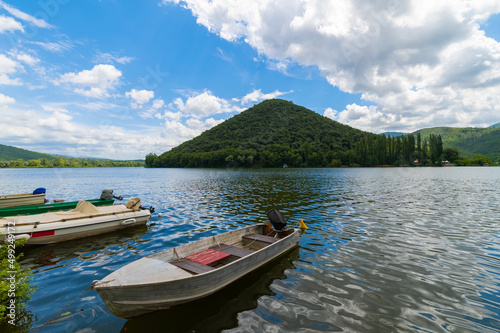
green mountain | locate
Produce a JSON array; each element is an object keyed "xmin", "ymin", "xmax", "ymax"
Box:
[
  {"xmin": 148, "ymin": 99, "xmax": 370, "ymax": 167},
  {"xmin": 413, "ymin": 127, "xmax": 500, "ymax": 161},
  {"xmin": 0, "ymin": 144, "xmax": 59, "ymax": 162}
]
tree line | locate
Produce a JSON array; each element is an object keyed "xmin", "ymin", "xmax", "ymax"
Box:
[
  {"xmin": 146, "ymin": 133, "xmax": 494, "ymax": 168},
  {"xmin": 0, "ymin": 158, "xmax": 144, "ymax": 168}
]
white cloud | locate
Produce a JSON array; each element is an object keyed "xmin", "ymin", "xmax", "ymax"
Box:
[
  {"xmin": 58, "ymin": 64, "xmax": 122, "ymax": 98},
  {"xmin": 28, "ymin": 40, "xmax": 73, "ymax": 53},
  {"xmin": 0, "ymin": 1, "xmax": 53, "ymax": 28},
  {"xmin": 0, "ymin": 93, "xmax": 15, "ymax": 108},
  {"xmin": 139, "ymin": 98, "xmax": 165, "ymax": 119},
  {"xmin": 126, "ymin": 89, "xmax": 155, "ymax": 108},
  {"xmin": 0, "ymin": 14, "xmax": 23, "ymax": 33},
  {"xmin": 164, "ymin": 117, "xmax": 224, "ymax": 141},
  {"xmin": 94, "ymin": 52, "xmax": 134, "ymax": 65},
  {"xmin": 164, "ymin": 0, "xmax": 500, "ymax": 131},
  {"xmin": 240, "ymin": 89, "xmax": 291, "ymax": 104},
  {"xmin": 0, "ymin": 100, "xmax": 177, "ymax": 160},
  {"xmin": 323, "ymin": 107, "xmax": 337, "ymax": 120},
  {"xmin": 14, "ymin": 52, "xmax": 39, "ymax": 66},
  {"xmin": 0, "ymin": 53, "xmax": 18, "ymax": 74},
  {"xmin": 7, "ymin": 50, "xmax": 40, "ymax": 67},
  {"xmin": 0, "ymin": 53, "xmax": 22, "ymax": 85},
  {"xmin": 0, "ymin": 74, "xmax": 21, "ymax": 85},
  {"xmin": 174, "ymin": 90, "xmax": 244, "ymax": 118}
]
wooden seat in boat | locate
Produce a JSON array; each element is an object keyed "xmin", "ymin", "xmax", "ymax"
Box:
[
  {"xmin": 242, "ymin": 233, "xmax": 279, "ymax": 244},
  {"xmin": 211, "ymin": 243, "xmax": 254, "ymax": 258}
]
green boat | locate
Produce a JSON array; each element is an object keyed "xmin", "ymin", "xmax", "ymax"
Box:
[{"xmin": 0, "ymin": 199, "xmax": 115, "ymax": 217}]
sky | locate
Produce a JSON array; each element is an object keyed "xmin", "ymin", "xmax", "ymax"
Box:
[{"xmin": 0, "ymin": 0, "xmax": 500, "ymax": 160}]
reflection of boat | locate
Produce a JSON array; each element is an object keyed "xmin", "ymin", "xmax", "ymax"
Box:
[
  {"xmin": 0, "ymin": 189, "xmax": 46, "ymax": 208},
  {"xmin": 0, "ymin": 198, "xmax": 114, "ymax": 217},
  {"xmin": 0, "ymin": 199, "xmax": 151, "ymax": 245},
  {"xmin": 120, "ymin": 247, "xmax": 299, "ymax": 333},
  {"xmin": 94, "ymin": 211, "xmax": 299, "ymax": 319},
  {"xmin": 21, "ymin": 224, "xmax": 149, "ymax": 270}
]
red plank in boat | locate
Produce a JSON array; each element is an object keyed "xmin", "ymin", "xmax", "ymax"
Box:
[{"xmin": 186, "ymin": 249, "xmax": 230, "ymax": 265}]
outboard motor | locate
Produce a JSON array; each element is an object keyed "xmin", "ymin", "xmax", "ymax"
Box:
[
  {"xmin": 100, "ymin": 189, "xmax": 123, "ymax": 201},
  {"xmin": 101, "ymin": 189, "xmax": 114, "ymax": 200},
  {"xmin": 267, "ymin": 209, "xmax": 287, "ymax": 231}
]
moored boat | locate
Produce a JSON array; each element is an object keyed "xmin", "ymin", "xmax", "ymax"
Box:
[
  {"xmin": 0, "ymin": 198, "xmax": 151, "ymax": 245},
  {"xmin": 93, "ymin": 209, "xmax": 299, "ymax": 319},
  {"xmin": 0, "ymin": 198, "xmax": 115, "ymax": 217},
  {"xmin": 0, "ymin": 188, "xmax": 46, "ymax": 208}
]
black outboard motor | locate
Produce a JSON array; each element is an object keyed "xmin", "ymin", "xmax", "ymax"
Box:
[
  {"xmin": 267, "ymin": 209, "xmax": 287, "ymax": 231},
  {"xmin": 100, "ymin": 189, "xmax": 123, "ymax": 201}
]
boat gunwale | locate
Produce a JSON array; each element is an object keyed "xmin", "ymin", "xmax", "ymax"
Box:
[
  {"xmin": 0, "ymin": 206, "xmax": 146, "ymax": 227},
  {"xmin": 0, "ymin": 198, "xmax": 115, "ymax": 217},
  {"xmin": 93, "ymin": 224, "xmax": 299, "ymax": 290},
  {"xmin": 0, "ymin": 193, "xmax": 45, "ymax": 199},
  {"xmin": 3, "ymin": 211, "xmax": 151, "ymax": 234}
]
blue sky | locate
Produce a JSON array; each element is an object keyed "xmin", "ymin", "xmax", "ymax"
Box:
[{"xmin": 1, "ymin": 0, "xmax": 499, "ymax": 159}]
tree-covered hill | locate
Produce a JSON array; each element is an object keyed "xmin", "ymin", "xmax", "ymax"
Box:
[
  {"xmin": 148, "ymin": 99, "xmax": 370, "ymax": 167},
  {"xmin": 413, "ymin": 127, "xmax": 500, "ymax": 161},
  {"xmin": 0, "ymin": 144, "xmax": 57, "ymax": 162},
  {"xmin": 146, "ymin": 99, "xmax": 499, "ymax": 168}
]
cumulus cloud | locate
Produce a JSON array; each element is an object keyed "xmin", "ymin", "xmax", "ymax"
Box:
[
  {"xmin": 57, "ymin": 64, "xmax": 122, "ymax": 98},
  {"xmin": 173, "ymin": 90, "xmax": 244, "ymax": 118},
  {"xmin": 0, "ymin": 14, "xmax": 23, "ymax": 33},
  {"xmin": 0, "ymin": 100, "xmax": 177, "ymax": 159},
  {"xmin": 0, "ymin": 53, "xmax": 22, "ymax": 85},
  {"xmin": 139, "ymin": 98, "xmax": 165, "ymax": 119},
  {"xmin": 0, "ymin": 93, "xmax": 15, "ymax": 108},
  {"xmin": 164, "ymin": 0, "xmax": 500, "ymax": 131},
  {"xmin": 239, "ymin": 88, "xmax": 291, "ymax": 104},
  {"xmin": 126, "ymin": 89, "xmax": 154, "ymax": 108}
]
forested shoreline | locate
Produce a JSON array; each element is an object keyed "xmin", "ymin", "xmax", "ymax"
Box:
[
  {"xmin": 146, "ymin": 132, "xmax": 494, "ymax": 168},
  {"xmin": 0, "ymin": 158, "xmax": 144, "ymax": 168}
]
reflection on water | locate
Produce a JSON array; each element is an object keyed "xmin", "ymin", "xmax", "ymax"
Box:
[{"xmin": 0, "ymin": 167, "xmax": 499, "ymax": 332}]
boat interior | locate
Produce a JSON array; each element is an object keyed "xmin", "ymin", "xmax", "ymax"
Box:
[{"xmin": 170, "ymin": 225, "xmax": 295, "ymax": 275}]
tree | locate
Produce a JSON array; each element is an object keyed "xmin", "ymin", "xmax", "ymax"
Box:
[
  {"xmin": 0, "ymin": 238, "xmax": 36, "ymax": 326},
  {"xmin": 429, "ymin": 134, "xmax": 443, "ymax": 165},
  {"xmin": 443, "ymin": 147, "xmax": 459, "ymax": 163},
  {"xmin": 145, "ymin": 153, "xmax": 158, "ymax": 168},
  {"xmin": 471, "ymin": 154, "xmax": 492, "ymax": 166}
]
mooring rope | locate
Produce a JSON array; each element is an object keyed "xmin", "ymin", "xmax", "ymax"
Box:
[{"xmin": 33, "ymin": 282, "xmax": 96, "ymax": 333}]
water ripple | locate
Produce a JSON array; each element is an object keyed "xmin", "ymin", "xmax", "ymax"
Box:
[{"xmin": 1, "ymin": 167, "xmax": 500, "ymax": 332}]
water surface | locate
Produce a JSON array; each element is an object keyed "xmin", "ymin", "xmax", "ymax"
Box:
[{"xmin": 0, "ymin": 167, "xmax": 499, "ymax": 332}]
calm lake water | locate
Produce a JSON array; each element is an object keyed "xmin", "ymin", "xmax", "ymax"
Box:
[{"xmin": 1, "ymin": 167, "xmax": 500, "ymax": 332}]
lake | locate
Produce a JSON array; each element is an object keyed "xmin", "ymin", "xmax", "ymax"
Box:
[{"xmin": 1, "ymin": 167, "xmax": 500, "ymax": 332}]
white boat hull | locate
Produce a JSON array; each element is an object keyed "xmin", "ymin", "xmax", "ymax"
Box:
[
  {"xmin": 0, "ymin": 204, "xmax": 150, "ymax": 245},
  {"xmin": 94, "ymin": 224, "xmax": 299, "ymax": 318}
]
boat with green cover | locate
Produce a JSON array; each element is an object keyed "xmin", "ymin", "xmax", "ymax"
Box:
[{"xmin": 0, "ymin": 198, "xmax": 114, "ymax": 217}]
